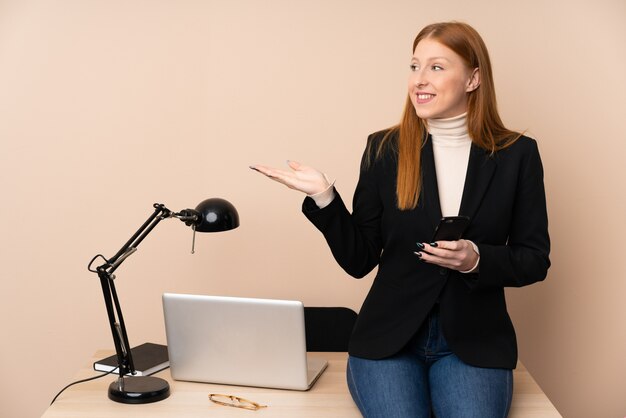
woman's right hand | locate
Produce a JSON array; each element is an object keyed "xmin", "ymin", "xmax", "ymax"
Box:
[{"xmin": 250, "ymin": 160, "xmax": 331, "ymax": 196}]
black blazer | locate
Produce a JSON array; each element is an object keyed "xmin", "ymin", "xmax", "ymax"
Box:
[{"xmin": 302, "ymin": 130, "xmax": 550, "ymax": 369}]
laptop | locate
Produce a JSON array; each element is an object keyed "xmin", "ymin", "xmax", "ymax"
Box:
[{"xmin": 162, "ymin": 293, "xmax": 328, "ymax": 390}]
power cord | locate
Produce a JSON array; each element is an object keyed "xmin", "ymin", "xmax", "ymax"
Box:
[{"xmin": 50, "ymin": 367, "xmax": 119, "ymax": 405}]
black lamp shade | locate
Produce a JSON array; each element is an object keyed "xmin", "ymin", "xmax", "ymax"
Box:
[{"xmin": 194, "ymin": 198, "xmax": 239, "ymax": 232}]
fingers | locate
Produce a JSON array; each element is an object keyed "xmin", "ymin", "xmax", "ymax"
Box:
[
  {"xmin": 254, "ymin": 164, "xmax": 301, "ymax": 181},
  {"xmin": 415, "ymin": 250, "xmax": 461, "ymax": 270},
  {"xmin": 414, "ymin": 240, "xmax": 475, "ymax": 270},
  {"xmin": 250, "ymin": 164, "xmax": 283, "ymax": 176},
  {"xmin": 250, "ymin": 162, "xmax": 301, "ymax": 178},
  {"xmin": 249, "ymin": 164, "xmax": 272, "ymax": 176},
  {"xmin": 425, "ymin": 240, "xmax": 463, "ymax": 253},
  {"xmin": 249, "ymin": 164, "xmax": 298, "ymax": 189}
]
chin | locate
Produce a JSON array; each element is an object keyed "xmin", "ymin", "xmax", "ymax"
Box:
[{"xmin": 413, "ymin": 108, "xmax": 436, "ymax": 120}]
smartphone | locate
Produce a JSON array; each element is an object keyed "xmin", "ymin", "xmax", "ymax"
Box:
[{"xmin": 431, "ymin": 216, "xmax": 470, "ymax": 241}]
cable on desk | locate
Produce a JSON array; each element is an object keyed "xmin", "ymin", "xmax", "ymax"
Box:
[{"xmin": 50, "ymin": 367, "xmax": 118, "ymax": 405}]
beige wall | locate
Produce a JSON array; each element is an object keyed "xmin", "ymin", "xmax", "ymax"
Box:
[{"xmin": 1, "ymin": 1, "xmax": 624, "ymax": 417}]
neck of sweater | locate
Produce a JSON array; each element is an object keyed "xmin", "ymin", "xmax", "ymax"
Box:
[
  {"xmin": 426, "ymin": 112, "xmax": 471, "ymax": 217},
  {"xmin": 427, "ymin": 113, "xmax": 470, "ymax": 146}
]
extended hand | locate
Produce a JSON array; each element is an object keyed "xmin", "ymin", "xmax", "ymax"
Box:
[
  {"xmin": 250, "ymin": 160, "xmax": 331, "ymax": 196},
  {"xmin": 415, "ymin": 240, "xmax": 479, "ymax": 272}
]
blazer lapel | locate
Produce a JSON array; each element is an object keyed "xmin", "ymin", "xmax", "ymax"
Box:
[
  {"xmin": 458, "ymin": 144, "xmax": 496, "ymax": 220},
  {"xmin": 420, "ymin": 136, "xmax": 443, "ymax": 229}
]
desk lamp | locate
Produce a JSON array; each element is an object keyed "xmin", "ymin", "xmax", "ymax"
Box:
[{"xmin": 87, "ymin": 199, "xmax": 239, "ymax": 404}]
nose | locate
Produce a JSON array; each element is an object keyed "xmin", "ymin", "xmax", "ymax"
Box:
[{"xmin": 410, "ymin": 70, "xmax": 428, "ymax": 87}]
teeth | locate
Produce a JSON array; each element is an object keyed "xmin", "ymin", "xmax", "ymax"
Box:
[{"xmin": 417, "ymin": 94, "xmax": 433, "ymax": 100}]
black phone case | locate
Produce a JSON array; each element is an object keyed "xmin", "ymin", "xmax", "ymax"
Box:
[{"xmin": 431, "ymin": 216, "xmax": 470, "ymax": 241}]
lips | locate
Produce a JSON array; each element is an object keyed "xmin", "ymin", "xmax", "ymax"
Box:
[{"xmin": 415, "ymin": 92, "xmax": 435, "ymax": 104}]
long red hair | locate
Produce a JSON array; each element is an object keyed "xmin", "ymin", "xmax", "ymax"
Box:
[{"xmin": 372, "ymin": 21, "xmax": 520, "ymax": 210}]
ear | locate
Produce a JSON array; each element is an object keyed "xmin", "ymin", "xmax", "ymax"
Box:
[{"xmin": 466, "ymin": 68, "xmax": 480, "ymax": 92}]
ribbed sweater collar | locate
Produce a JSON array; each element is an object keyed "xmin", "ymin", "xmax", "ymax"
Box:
[{"xmin": 426, "ymin": 112, "xmax": 469, "ymax": 143}]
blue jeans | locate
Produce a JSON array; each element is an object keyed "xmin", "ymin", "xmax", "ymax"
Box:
[{"xmin": 347, "ymin": 306, "xmax": 513, "ymax": 418}]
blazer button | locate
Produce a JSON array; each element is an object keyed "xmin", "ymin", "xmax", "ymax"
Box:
[{"xmin": 439, "ymin": 267, "xmax": 447, "ymax": 276}]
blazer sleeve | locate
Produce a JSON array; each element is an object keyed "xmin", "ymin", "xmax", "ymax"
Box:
[
  {"xmin": 471, "ymin": 139, "xmax": 551, "ymax": 289},
  {"xmin": 301, "ymin": 134, "xmax": 384, "ymax": 278}
]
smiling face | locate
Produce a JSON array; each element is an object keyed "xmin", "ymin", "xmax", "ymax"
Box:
[{"xmin": 408, "ymin": 37, "xmax": 479, "ymax": 120}]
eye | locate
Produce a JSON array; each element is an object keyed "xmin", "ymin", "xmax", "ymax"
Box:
[
  {"xmin": 432, "ymin": 65, "xmax": 444, "ymax": 71},
  {"xmin": 409, "ymin": 63, "xmax": 419, "ymax": 71}
]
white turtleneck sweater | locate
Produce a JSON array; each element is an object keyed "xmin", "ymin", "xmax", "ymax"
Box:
[{"xmin": 428, "ymin": 112, "xmax": 471, "ymax": 217}]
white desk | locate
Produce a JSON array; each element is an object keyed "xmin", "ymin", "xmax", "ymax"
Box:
[{"xmin": 41, "ymin": 351, "xmax": 561, "ymax": 417}]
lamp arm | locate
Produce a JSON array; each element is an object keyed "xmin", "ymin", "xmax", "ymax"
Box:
[
  {"xmin": 96, "ymin": 268, "xmax": 133, "ymax": 376},
  {"xmin": 106, "ymin": 204, "xmax": 171, "ymax": 272},
  {"xmin": 92, "ymin": 203, "xmax": 172, "ymax": 378}
]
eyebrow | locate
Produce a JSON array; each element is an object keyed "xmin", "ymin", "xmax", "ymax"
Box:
[{"xmin": 411, "ymin": 56, "xmax": 452, "ymax": 62}]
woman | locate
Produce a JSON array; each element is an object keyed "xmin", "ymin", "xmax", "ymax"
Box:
[{"xmin": 251, "ymin": 21, "xmax": 550, "ymax": 418}]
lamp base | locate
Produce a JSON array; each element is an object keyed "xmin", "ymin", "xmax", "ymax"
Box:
[{"xmin": 108, "ymin": 376, "xmax": 170, "ymax": 404}]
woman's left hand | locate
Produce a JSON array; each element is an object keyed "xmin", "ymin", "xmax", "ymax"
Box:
[{"xmin": 415, "ymin": 240, "xmax": 479, "ymax": 272}]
